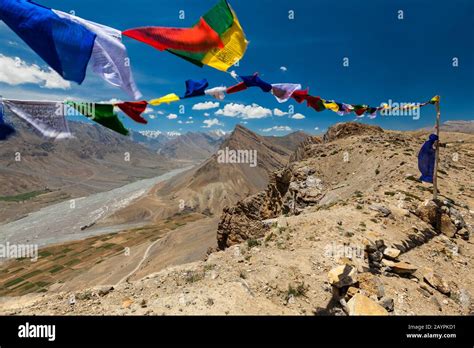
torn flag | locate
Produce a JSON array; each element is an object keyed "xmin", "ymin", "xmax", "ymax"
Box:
[
  {"xmin": 226, "ymin": 82, "xmax": 247, "ymax": 94},
  {"xmin": 322, "ymin": 100, "xmax": 339, "ymax": 112},
  {"xmin": 0, "ymin": 0, "xmax": 96, "ymax": 84},
  {"xmin": 149, "ymin": 94, "xmax": 180, "ymax": 106},
  {"xmin": 306, "ymin": 96, "xmax": 326, "ymax": 112},
  {"xmin": 291, "ymin": 89, "xmax": 310, "ymax": 103},
  {"xmin": 167, "ymin": 0, "xmax": 248, "ymax": 71},
  {"xmin": 54, "ymin": 10, "xmax": 142, "ymax": 100},
  {"xmin": 353, "ymin": 105, "xmax": 368, "ymax": 117},
  {"xmin": 271, "ymin": 84, "xmax": 302, "ymax": 103},
  {"xmin": 123, "ymin": 17, "xmax": 224, "ymax": 53},
  {"xmin": 69, "ymin": 102, "xmax": 129, "ymax": 136},
  {"xmin": 0, "ymin": 102, "xmax": 16, "ymax": 141},
  {"xmin": 4, "ymin": 100, "xmax": 72, "ymax": 139},
  {"xmin": 116, "ymin": 101, "xmax": 148, "ymax": 124},
  {"xmin": 183, "ymin": 79, "xmax": 209, "ymax": 98},
  {"xmin": 418, "ymin": 134, "xmax": 438, "ymax": 183}
]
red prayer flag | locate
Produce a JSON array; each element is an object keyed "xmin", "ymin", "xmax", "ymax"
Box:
[
  {"xmin": 116, "ymin": 101, "xmax": 148, "ymax": 124},
  {"xmin": 291, "ymin": 89, "xmax": 309, "ymax": 103},
  {"xmin": 226, "ymin": 82, "xmax": 247, "ymax": 94},
  {"xmin": 123, "ymin": 18, "xmax": 224, "ymax": 53},
  {"xmin": 306, "ymin": 96, "xmax": 325, "ymax": 112}
]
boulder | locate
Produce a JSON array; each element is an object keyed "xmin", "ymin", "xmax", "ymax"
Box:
[
  {"xmin": 346, "ymin": 294, "xmax": 389, "ymax": 315},
  {"xmin": 423, "ymin": 269, "xmax": 450, "ymax": 295},
  {"xmin": 415, "ymin": 200, "xmax": 439, "ymax": 226},
  {"xmin": 369, "ymin": 205, "xmax": 392, "ymax": 217},
  {"xmin": 382, "ymin": 260, "xmax": 417, "ymax": 275},
  {"xmin": 358, "ymin": 273, "xmax": 385, "ymax": 299},
  {"xmin": 328, "ymin": 265, "xmax": 358, "ymax": 288},
  {"xmin": 378, "ymin": 297, "xmax": 395, "ymax": 312},
  {"xmin": 383, "ymin": 247, "xmax": 401, "ymax": 260},
  {"xmin": 440, "ymin": 214, "xmax": 457, "ymax": 238}
]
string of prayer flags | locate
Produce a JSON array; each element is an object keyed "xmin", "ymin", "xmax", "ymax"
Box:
[
  {"xmin": 183, "ymin": 79, "xmax": 209, "ymax": 98},
  {"xmin": 68, "ymin": 102, "xmax": 129, "ymax": 136},
  {"xmin": 149, "ymin": 93, "xmax": 180, "ymax": 106},
  {"xmin": 271, "ymin": 84, "xmax": 302, "ymax": 103},
  {"xmin": 0, "ymin": 0, "xmax": 96, "ymax": 84},
  {"xmin": 116, "ymin": 101, "xmax": 148, "ymax": 124},
  {"xmin": 167, "ymin": 0, "xmax": 248, "ymax": 72},
  {"xmin": 54, "ymin": 10, "xmax": 142, "ymax": 100},
  {"xmin": 123, "ymin": 18, "xmax": 224, "ymax": 53},
  {"xmin": 0, "ymin": 102, "xmax": 15, "ymax": 141},
  {"xmin": 4, "ymin": 100, "xmax": 72, "ymax": 139}
]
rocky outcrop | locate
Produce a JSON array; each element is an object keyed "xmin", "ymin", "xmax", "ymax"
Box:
[
  {"xmin": 323, "ymin": 122, "xmax": 384, "ymax": 143},
  {"xmin": 217, "ymin": 168, "xmax": 292, "ymax": 250}
]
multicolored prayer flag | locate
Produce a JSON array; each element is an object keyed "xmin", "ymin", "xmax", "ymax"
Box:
[{"xmin": 167, "ymin": 0, "xmax": 248, "ymax": 71}]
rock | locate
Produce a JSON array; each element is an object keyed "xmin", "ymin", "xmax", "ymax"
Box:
[
  {"xmin": 379, "ymin": 297, "xmax": 394, "ymax": 312},
  {"xmin": 440, "ymin": 214, "xmax": 457, "ymax": 238},
  {"xmin": 369, "ymin": 205, "xmax": 392, "ymax": 217},
  {"xmin": 456, "ymin": 227, "xmax": 470, "ymax": 240},
  {"xmin": 122, "ymin": 298, "xmax": 133, "ymax": 309},
  {"xmin": 368, "ymin": 250, "xmax": 383, "ymax": 262},
  {"xmin": 431, "ymin": 296, "xmax": 443, "ymax": 312},
  {"xmin": 423, "ymin": 269, "xmax": 450, "ymax": 295},
  {"xmin": 346, "ymin": 294, "xmax": 389, "ymax": 316},
  {"xmin": 415, "ymin": 199, "xmax": 439, "ymax": 226},
  {"xmin": 382, "ymin": 260, "xmax": 417, "ymax": 275},
  {"xmin": 328, "ymin": 265, "xmax": 358, "ymax": 288},
  {"xmin": 375, "ymin": 240, "xmax": 386, "ymax": 251},
  {"xmin": 358, "ymin": 273, "xmax": 385, "ymax": 299},
  {"xmin": 96, "ymin": 285, "xmax": 114, "ymax": 297},
  {"xmin": 345, "ymin": 286, "xmax": 360, "ymax": 300},
  {"xmin": 383, "ymin": 247, "xmax": 401, "ymax": 260}
]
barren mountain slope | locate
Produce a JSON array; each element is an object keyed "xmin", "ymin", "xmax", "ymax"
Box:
[
  {"xmin": 3, "ymin": 122, "xmax": 472, "ymax": 316},
  {"xmin": 0, "ymin": 117, "xmax": 178, "ymax": 223},
  {"xmin": 97, "ymin": 125, "xmax": 309, "ymax": 225}
]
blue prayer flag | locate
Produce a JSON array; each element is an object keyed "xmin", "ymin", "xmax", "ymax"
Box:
[
  {"xmin": 0, "ymin": 0, "xmax": 96, "ymax": 84},
  {"xmin": 183, "ymin": 79, "xmax": 209, "ymax": 98},
  {"xmin": 418, "ymin": 134, "xmax": 438, "ymax": 183}
]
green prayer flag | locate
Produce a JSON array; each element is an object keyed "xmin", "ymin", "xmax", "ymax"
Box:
[{"xmin": 69, "ymin": 102, "xmax": 129, "ymax": 136}]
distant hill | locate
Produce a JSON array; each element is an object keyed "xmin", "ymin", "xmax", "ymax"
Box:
[
  {"xmin": 98, "ymin": 125, "xmax": 311, "ymax": 224},
  {"xmin": 0, "ymin": 116, "xmax": 179, "ymax": 223},
  {"xmin": 422, "ymin": 120, "xmax": 474, "ymax": 134}
]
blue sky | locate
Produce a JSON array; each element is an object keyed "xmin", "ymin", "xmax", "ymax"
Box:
[{"xmin": 0, "ymin": 0, "xmax": 473, "ymax": 135}]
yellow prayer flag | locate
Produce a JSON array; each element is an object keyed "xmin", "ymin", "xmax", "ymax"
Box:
[
  {"xmin": 149, "ymin": 93, "xmax": 180, "ymax": 106},
  {"xmin": 322, "ymin": 101, "xmax": 339, "ymax": 112},
  {"xmin": 201, "ymin": 10, "xmax": 248, "ymax": 72},
  {"xmin": 431, "ymin": 95, "xmax": 440, "ymax": 103}
]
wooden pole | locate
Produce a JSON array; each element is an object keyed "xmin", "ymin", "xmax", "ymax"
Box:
[{"xmin": 432, "ymin": 97, "xmax": 441, "ymax": 200}]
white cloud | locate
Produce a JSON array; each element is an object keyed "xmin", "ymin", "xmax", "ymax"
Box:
[
  {"xmin": 149, "ymin": 115, "xmax": 156, "ymax": 119},
  {"xmin": 192, "ymin": 101, "xmax": 220, "ymax": 110},
  {"xmin": 280, "ymin": 66, "xmax": 287, "ymax": 72},
  {"xmin": 314, "ymin": 127, "xmax": 319, "ymax": 130},
  {"xmin": 204, "ymin": 112, "xmax": 210, "ymax": 117},
  {"xmin": 262, "ymin": 126, "xmax": 292, "ymax": 133},
  {"xmin": 185, "ymin": 120, "xmax": 194, "ymax": 124},
  {"xmin": 156, "ymin": 110, "xmax": 164, "ymax": 115},
  {"xmin": 144, "ymin": 107, "xmax": 154, "ymax": 114},
  {"xmin": 0, "ymin": 54, "xmax": 71, "ymax": 89},
  {"xmin": 177, "ymin": 120, "xmax": 183, "ymax": 124},
  {"xmin": 274, "ymin": 108, "xmax": 288, "ymax": 117},
  {"xmin": 215, "ymin": 103, "xmax": 272, "ymax": 119},
  {"xmin": 100, "ymin": 98, "xmax": 122, "ymax": 104},
  {"xmin": 291, "ymin": 113, "xmax": 306, "ymax": 120},
  {"xmin": 203, "ymin": 118, "xmax": 224, "ymax": 128},
  {"xmin": 188, "ymin": 116, "xmax": 193, "ymax": 119},
  {"xmin": 167, "ymin": 113, "xmax": 178, "ymax": 120}
]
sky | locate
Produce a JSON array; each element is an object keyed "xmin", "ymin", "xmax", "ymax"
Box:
[{"xmin": 0, "ymin": 0, "xmax": 473, "ymax": 136}]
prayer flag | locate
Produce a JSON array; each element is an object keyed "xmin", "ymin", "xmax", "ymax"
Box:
[
  {"xmin": 116, "ymin": 101, "xmax": 148, "ymax": 124},
  {"xmin": 0, "ymin": 0, "xmax": 96, "ymax": 84},
  {"xmin": 54, "ymin": 10, "xmax": 142, "ymax": 100},
  {"xmin": 69, "ymin": 102, "xmax": 129, "ymax": 136},
  {"xmin": 4, "ymin": 100, "xmax": 72, "ymax": 139}
]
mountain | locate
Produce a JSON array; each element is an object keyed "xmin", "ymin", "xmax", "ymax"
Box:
[
  {"xmin": 97, "ymin": 125, "xmax": 311, "ymax": 224},
  {"xmin": 0, "ymin": 117, "xmax": 179, "ymax": 223},
  {"xmin": 129, "ymin": 130, "xmax": 181, "ymax": 151},
  {"xmin": 6, "ymin": 123, "xmax": 473, "ymax": 315},
  {"xmin": 421, "ymin": 120, "xmax": 474, "ymax": 134},
  {"xmin": 158, "ymin": 131, "xmax": 227, "ymax": 161}
]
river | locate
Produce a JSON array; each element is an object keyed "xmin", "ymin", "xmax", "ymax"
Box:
[{"xmin": 0, "ymin": 166, "xmax": 192, "ymax": 248}]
